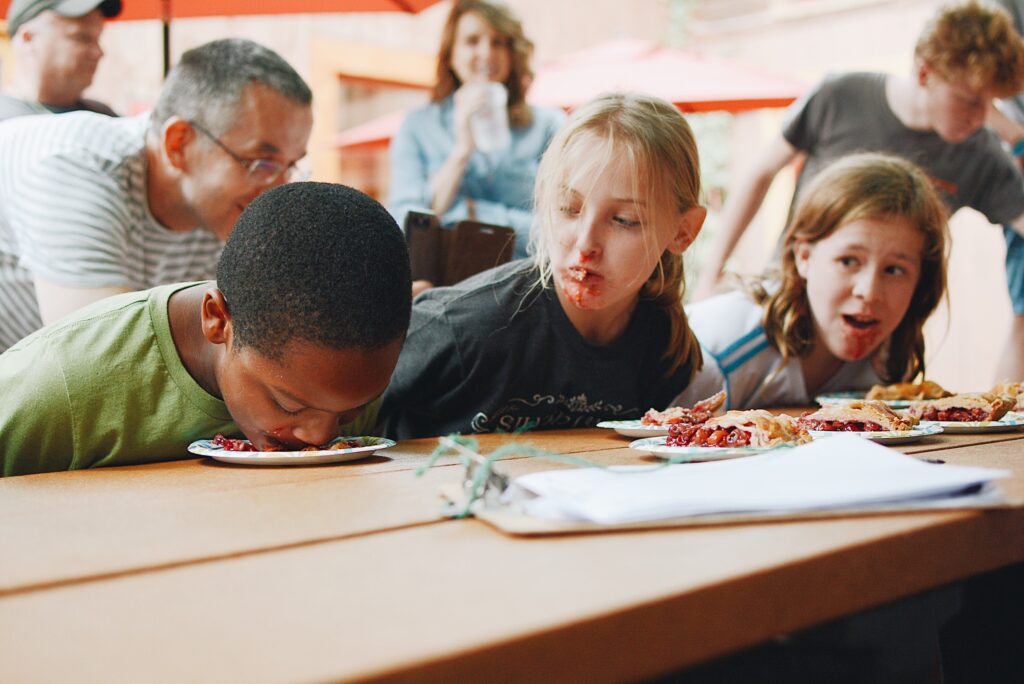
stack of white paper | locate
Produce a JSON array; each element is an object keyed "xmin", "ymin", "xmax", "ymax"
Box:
[{"xmin": 513, "ymin": 435, "xmax": 1008, "ymax": 524}]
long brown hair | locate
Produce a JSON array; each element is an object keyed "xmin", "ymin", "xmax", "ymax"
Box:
[
  {"xmin": 531, "ymin": 93, "xmax": 704, "ymax": 379},
  {"xmin": 430, "ymin": 0, "xmax": 534, "ymax": 128},
  {"xmin": 756, "ymin": 153, "xmax": 949, "ymax": 383}
]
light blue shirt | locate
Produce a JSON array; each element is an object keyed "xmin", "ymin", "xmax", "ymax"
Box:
[{"xmin": 387, "ymin": 96, "xmax": 564, "ymax": 258}]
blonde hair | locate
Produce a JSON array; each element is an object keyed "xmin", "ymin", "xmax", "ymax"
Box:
[
  {"xmin": 431, "ymin": 0, "xmax": 534, "ymax": 128},
  {"xmin": 915, "ymin": 1, "xmax": 1024, "ymax": 97},
  {"xmin": 530, "ymin": 93, "xmax": 703, "ymax": 379},
  {"xmin": 755, "ymin": 153, "xmax": 949, "ymax": 383}
]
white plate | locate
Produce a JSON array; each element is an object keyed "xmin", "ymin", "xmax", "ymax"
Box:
[
  {"xmin": 597, "ymin": 420, "xmax": 669, "ymax": 438},
  {"xmin": 628, "ymin": 436, "xmax": 781, "ymax": 462},
  {"xmin": 814, "ymin": 391, "xmax": 915, "ymax": 409},
  {"xmin": 187, "ymin": 436, "xmax": 396, "ymax": 466},
  {"xmin": 918, "ymin": 413, "xmax": 1024, "ymax": 434},
  {"xmin": 808, "ymin": 423, "xmax": 943, "ymax": 445}
]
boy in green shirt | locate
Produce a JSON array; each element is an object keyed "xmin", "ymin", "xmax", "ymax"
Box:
[{"xmin": 0, "ymin": 182, "xmax": 412, "ymax": 476}]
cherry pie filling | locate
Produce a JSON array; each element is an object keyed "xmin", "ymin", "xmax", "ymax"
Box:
[
  {"xmin": 797, "ymin": 419, "xmax": 884, "ymax": 432},
  {"xmin": 916, "ymin": 407, "xmax": 992, "ymax": 422},
  {"xmin": 667, "ymin": 423, "xmax": 752, "ymax": 447}
]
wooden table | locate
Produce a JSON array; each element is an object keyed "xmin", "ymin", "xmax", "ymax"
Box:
[{"xmin": 2, "ymin": 426, "xmax": 1023, "ymax": 683}]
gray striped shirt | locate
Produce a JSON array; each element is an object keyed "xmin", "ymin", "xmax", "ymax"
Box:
[{"xmin": 0, "ymin": 112, "xmax": 222, "ymax": 351}]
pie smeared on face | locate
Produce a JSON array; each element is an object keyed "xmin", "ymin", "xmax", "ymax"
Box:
[
  {"xmin": 797, "ymin": 400, "xmax": 918, "ymax": 432},
  {"xmin": 666, "ymin": 410, "xmax": 811, "ymax": 448},
  {"xmin": 908, "ymin": 393, "xmax": 1015, "ymax": 423},
  {"xmin": 865, "ymin": 380, "xmax": 952, "ymax": 401},
  {"xmin": 642, "ymin": 390, "xmax": 726, "ymax": 427}
]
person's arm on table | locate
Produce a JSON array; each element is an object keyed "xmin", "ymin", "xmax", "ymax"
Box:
[
  {"xmin": 693, "ymin": 135, "xmax": 799, "ymax": 301},
  {"xmin": 34, "ymin": 277, "xmax": 130, "ymax": 326}
]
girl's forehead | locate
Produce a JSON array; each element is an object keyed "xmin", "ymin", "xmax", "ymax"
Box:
[
  {"xmin": 821, "ymin": 216, "xmax": 925, "ymax": 252},
  {"xmin": 559, "ymin": 134, "xmax": 642, "ymax": 193}
]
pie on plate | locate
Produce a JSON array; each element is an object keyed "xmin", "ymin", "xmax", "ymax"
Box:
[
  {"xmin": 797, "ymin": 400, "xmax": 917, "ymax": 433},
  {"xmin": 641, "ymin": 390, "xmax": 726, "ymax": 427},
  {"xmin": 666, "ymin": 410, "xmax": 811, "ymax": 448},
  {"xmin": 187, "ymin": 436, "xmax": 397, "ymax": 466},
  {"xmin": 908, "ymin": 393, "xmax": 1014, "ymax": 423},
  {"xmin": 990, "ymin": 381, "xmax": 1024, "ymax": 410}
]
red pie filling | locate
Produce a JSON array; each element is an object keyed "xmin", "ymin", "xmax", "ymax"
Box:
[
  {"xmin": 797, "ymin": 419, "xmax": 884, "ymax": 432},
  {"xmin": 667, "ymin": 423, "xmax": 752, "ymax": 447},
  {"xmin": 211, "ymin": 434, "xmax": 258, "ymax": 451},
  {"xmin": 916, "ymin": 407, "xmax": 991, "ymax": 422}
]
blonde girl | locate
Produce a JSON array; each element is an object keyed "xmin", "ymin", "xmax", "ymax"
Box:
[
  {"xmin": 381, "ymin": 93, "xmax": 706, "ymax": 439},
  {"xmin": 674, "ymin": 152, "xmax": 948, "ymax": 410}
]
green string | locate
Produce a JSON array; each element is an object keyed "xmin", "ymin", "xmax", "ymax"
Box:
[{"xmin": 415, "ymin": 432, "xmax": 757, "ymax": 518}]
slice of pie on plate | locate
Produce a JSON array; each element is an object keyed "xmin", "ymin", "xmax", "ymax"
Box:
[
  {"xmin": 865, "ymin": 380, "xmax": 952, "ymax": 401},
  {"xmin": 908, "ymin": 393, "xmax": 1014, "ymax": 422},
  {"xmin": 641, "ymin": 390, "xmax": 726, "ymax": 427},
  {"xmin": 797, "ymin": 400, "xmax": 917, "ymax": 433},
  {"xmin": 666, "ymin": 410, "xmax": 811, "ymax": 448}
]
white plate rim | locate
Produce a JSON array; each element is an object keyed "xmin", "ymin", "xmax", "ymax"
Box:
[
  {"xmin": 807, "ymin": 423, "xmax": 943, "ymax": 444},
  {"xmin": 597, "ymin": 420, "xmax": 669, "ymax": 438},
  {"xmin": 187, "ymin": 436, "xmax": 396, "ymax": 466},
  {"xmin": 917, "ymin": 414, "xmax": 1024, "ymax": 434},
  {"xmin": 628, "ymin": 436, "xmax": 779, "ymax": 461}
]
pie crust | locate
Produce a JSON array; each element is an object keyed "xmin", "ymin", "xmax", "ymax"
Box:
[
  {"xmin": 642, "ymin": 390, "xmax": 726, "ymax": 426},
  {"xmin": 865, "ymin": 380, "xmax": 952, "ymax": 401},
  {"xmin": 990, "ymin": 381, "xmax": 1024, "ymax": 410},
  {"xmin": 908, "ymin": 393, "xmax": 1014, "ymax": 422},
  {"xmin": 667, "ymin": 410, "xmax": 811, "ymax": 448},
  {"xmin": 797, "ymin": 400, "xmax": 917, "ymax": 432}
]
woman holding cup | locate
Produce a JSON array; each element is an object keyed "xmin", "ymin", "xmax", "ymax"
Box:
[{"xmin": 388, "ymin": 0, "xmax": 565, "ymax": 259}]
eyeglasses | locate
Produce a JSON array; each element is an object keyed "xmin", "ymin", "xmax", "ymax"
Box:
[{"xmin": 189, "ymin": 120, "xmax": 308, "ymax": 184}]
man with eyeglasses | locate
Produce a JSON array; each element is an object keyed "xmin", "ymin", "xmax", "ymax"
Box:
[
  {"xmin": 1, "ymin": 0, "xmax": 123, "ymax": 122},
  {"xmin": 0, "ymin": 38, "xmax": 313, "ymax": 353}
]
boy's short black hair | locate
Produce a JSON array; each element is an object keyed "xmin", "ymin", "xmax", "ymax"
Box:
[{"xmin": 217, "ymin": 182, "xmax": 412, "ymax": 359}]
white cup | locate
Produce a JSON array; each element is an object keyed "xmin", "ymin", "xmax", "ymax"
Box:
[{"xmin": 470, "ymin": 82, "xmax": 512, "ymax": 154}]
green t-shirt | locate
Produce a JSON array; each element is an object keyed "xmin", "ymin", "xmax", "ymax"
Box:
[{"xmin": 0, "ymin": 282, "xmax": 380, "ymax": 477}]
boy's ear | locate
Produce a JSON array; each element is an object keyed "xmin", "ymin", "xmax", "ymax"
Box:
[
  {"xmin": 162, "ymin": 118, "xmax": 195, "ymax": 172},
  {"xmin": 200, "ymin": 288, "xmax": 232, "ymax": 345},
  {"xmin": 793, "ymin": 240, "xmax": 813, "ymax": 278},
  {"xmin": 667, "ymin": 205, "xmax": 707, "ymax": 255}
]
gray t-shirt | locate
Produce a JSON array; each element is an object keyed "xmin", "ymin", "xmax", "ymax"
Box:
[
  {"xmin": 0, "ymin": 111, "xmax": 221, "ymax": 352},
  {"xmin": 783, "ymin": 72, "xmax": 1024, "ymax": 225},
  {"xmin": 0, "ymin": 92, "xmax": 116, "ymax": 122},
  {"xmin": 379, "ymin": 260, "xmax": 697, "ymax": 440}
]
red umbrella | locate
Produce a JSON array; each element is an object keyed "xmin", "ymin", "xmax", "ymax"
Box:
[
  {"xmin": 335, "ymin": 38, "xmax": 807, "ymax": 150},
  {"xmin": 2, "ymin": 0, "xmax": 444, "ymax": 75},
  {"xmin": 528, "ymin": 38, "xmax": 806, "ymax": 113}
]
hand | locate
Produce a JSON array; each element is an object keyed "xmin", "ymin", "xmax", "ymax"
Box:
[
  {"xmin": 412, "ymin": 280, "xmax": 434, "ymax": 298},
  {"xmin": 452, "ymin": 81, "xmax": 493, "ymax": 155}
]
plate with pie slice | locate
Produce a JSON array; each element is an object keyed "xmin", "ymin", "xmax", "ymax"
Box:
[
  {"xmin": 628, "ymin": 436, "xmax": 782, "ymax": 461},
  {"xmin": 187, "ymin": 436, "xmax": 397, "ymax": 466},
  {"xmin": 807, "ymin": 423, "xmax": 944, "ymax": 445},
  {"xmin": 815, "ymin": 391, "xmax": 915, "ymax": 409},
  {"xmin": 918, "ymin": 413, "xmax": 1024, "ymax": 434},
  {"xmin": 597, "ymin": 420, "xmax": 669, "ymax": 438}
]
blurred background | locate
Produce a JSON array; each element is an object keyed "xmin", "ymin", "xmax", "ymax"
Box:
[{"xmin": 0, "ymin": 0, "xmax": 1003, "ymax": 392}]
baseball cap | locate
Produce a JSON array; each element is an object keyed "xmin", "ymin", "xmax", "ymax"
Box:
[{"xmin": 5, "ymin": 0, "xmax": 122, "ymax": 36}]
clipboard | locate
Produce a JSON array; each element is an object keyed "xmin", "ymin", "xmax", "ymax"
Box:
[
  {"xmin": 404, "ymin": 211, "xmax": 515, "ymax": 286},
  {"xmin": 439, "ymin": 482, "xmax": 1012, "ymax": 537}
]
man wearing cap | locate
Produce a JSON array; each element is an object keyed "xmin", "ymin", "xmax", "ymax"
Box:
[
  {"xmin": 1, "ymin": 0, "xmax": 122, "ymax": 121},
  {"xmin": 0, "ymin": 38, "xmax": 314, "ymax": 352}
]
